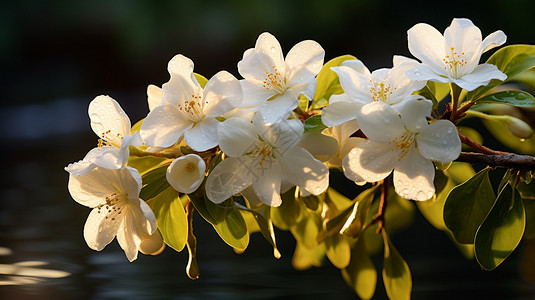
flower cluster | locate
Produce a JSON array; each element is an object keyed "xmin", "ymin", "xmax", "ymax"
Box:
[{"xmin": 66, "ymin": 18, "xmax": 506, "ymax": 263}]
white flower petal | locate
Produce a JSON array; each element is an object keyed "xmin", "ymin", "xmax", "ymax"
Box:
[
  {"xmin": 83, "ymin": 203, "xmax": 125, "ymax": 251},
  {"xmin": 321, "ymin": 101, "xmax": 361, "ymax": 127},
  {"xmin": 393, "ymin": 148, "xmax": 435, "ymax": 201},
  {"xmin": 342, "ymin": 153, "xmax": 366, "ymax": 182},
  {"xmin": 285, "ymin": 40, "xmax": 324, "ymax": 88},
  {"xmin": 344, "ymin": 140, "xmax": 402, "ymax": 182},
  {"xmin": 406, "ymin": 64, "xmax": 451, "ymax": 83},
  {"xmin": 444, "ymin": 19, "xmax": 482, "ymax": 59},
  {"xmin": 218, "ymin": 118, "xmax": 257, "ymax": 157},
  {"xmin": 184, "ymin": 118, "xmax": 220, "ymax": 152},
  {"xmin": 116, "ymin": 208, "xmax": 143, "ymax": 262},
  {"xmin": 147, "ymin": 84, "xmax": 163, "ymax": 111},
  {"xmin": 140, "ymin": 105, "xmax": 193, "ymax": 148},
  {"xmin": 252, "ymin": 163, "xmax": 282, "ymax": 207},
  {"xmin": 68, "ymin": 167, "xmax": 137, "ymax": 208},
  {"xmin": 387, "ymin": 62, "xmax": 427, "ymax": 103},
  {"xmin": 139, "ymin": 230, "xmax": 165, "ymax": 255},
  {"xmin": 331, "ymin": 66, "xmax": 372, "ymax": 102},
  {"xmin": 89, "ymin": 95, "xmax": 131, "ymax": 148},
  {"xmin": 239, "ymin": 79, "xmax": 277, "ymax": 108},
  {"xmin": 454, "ymin": 63, "xmax": 507, "ymax": 91},
  {"xmin": 394, "ymin": 95, "xmax": 432, "ymax": 132},
  {"xmin": 280, "ymin": 147, "xmax": 329, "ymax": 195},
  {"xmin": 481, "ymin": 30, "xmax": 507, "ymax": 53},
  {"xmin": 258, "ymin": 92, "xmax": 299, "ymax": 125},
  {"xmin": 408, "ymin": 23, "xmax": 448, "ymax": 76},
  {"xmin": 416, "ymin": 120, "xmax": 461, "ymax": 163},
  {"xmin": 203, "ymin": 71, "xmax": 243, "ymax": 116},
  {"xmin": 238, "ymin": 33, "xmax": 285, "ymax": 81},
  {"xmin": 205, "ymin": 156, "xmax": 255, "ymax": 204},
  {"xmin": 356, "ymin": 102, "xmax": 405, "ymax": 143},
  {"xmin": 166, "ymin": 154, "xmax": 206, "ymax": 194},
  {"xmin": 163, "ymin": 55, "xmax": 201, "ymax": 106},
  {"xmin": 328, "ymin": 93, "xmax": 353, "ymax": 105},
  {"xmin": 299, "ymin": 131, "xmax": 338, "ymax": 162},
  {"xmin": 254, "ymin": 114, "xmax": 303, "ymax": 151},
  {"xmin": 341, "ymin": 59, "xmax": 371, "ymax": 76}
]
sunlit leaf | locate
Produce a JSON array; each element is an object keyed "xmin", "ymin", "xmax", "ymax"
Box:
[
  {"xmin": 382, "ymin": 231, "xmax": 412, "ymax": 300},
  {"xmin": 236, "ymin": 203, "xmax": 281, "ymax": 258},
  {"xmin": 474, "ymin": 90, "xmax": 535, "ymax": 107},
  {"xmin": 127, "ymin": 155, "xmax": 170, "ymax": 175},
  {"xmin": 415, "ymin": 81, "xmax": 450, "ymax": 109},
  {"xmin": 271, "ymin": 188, "xmax": 302, "ymax": 230},
  {"xmin": 140, "ymin": 164, "xmax": 171, "ymax": 200},
  {"xmin": 291, "ymin": 209, "xmax": 321, "ymax": 249},
  {"xmin": 482, "ymin": 118, "xmax": 535, "ymax": 154},
  {"xmin": 475, "ymin": 184, "xmax": 525, "ymax": 270},
  {"xmin": 444, "ymin": 168, "xmax": 496, "ymax": 244},
  {"xmin": 194, "ymin": 73, "xmax": 208, "ymax": 88},
  {"xmin": 339, "ymin": 185, "xmax": 378, "ymax": 238},
  {"xmin": 457, "ymin": 126, "xmax": 484, "ymax": 151},
  {"xmin": 325, "ymin": 234, "xmax": 351, "ymax": 269},
  {"xmin": 149, "ymin": 187, "xmax": 187, "ymax": 252},
  {"xmin": 418, "ymin": 174, "xmax": 456, "ymax": 231},
  {"xmin": 292, "ymin": 241, "xmax": 326, "ymax": 271},
  {"xmin": 341, "ymin": 236, "xmax": 377, "ymax": 300},
  {"xmin": 303, "ymin": 115, "xmax": 327, "ymax": 133},
  {"xmin": 466, "ymin": 45, "xmax": 535, "ymax": 101}
]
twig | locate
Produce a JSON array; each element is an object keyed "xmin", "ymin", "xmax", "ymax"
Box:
[{"xmin": 455, "ymin": 152, "xmax": 535, "ymax": 170}]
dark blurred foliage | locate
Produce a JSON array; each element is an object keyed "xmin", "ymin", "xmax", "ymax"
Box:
[{"xmin": 1, "ymin": 0, "xmax": 534, "ymax": 118}]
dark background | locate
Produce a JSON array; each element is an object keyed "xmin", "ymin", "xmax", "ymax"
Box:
[{"xmin": 1, "ymin": 0, "xmax": 535, "ymax": 299}]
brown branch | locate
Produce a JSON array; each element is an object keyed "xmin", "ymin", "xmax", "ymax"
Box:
[
  {"xmin": 458, "ymin": 132, "xmax": 509, "ymax": 155},
  {"xmin": 455, "ymin": 152, "xmax": 535, "ymax": 170},
  {"xmin": 366, "ymin": 179, "xmax": 389, "ymax": 234}
]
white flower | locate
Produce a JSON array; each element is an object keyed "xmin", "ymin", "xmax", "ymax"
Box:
[
  {"xmin": 343, "ymin": 96, "xmax": 461, "ymax": 201},
  {"xmin": 205, "ymin": 114, "xmax": 329, "ymax": 206},
  {"xmin": 166, "ymin": 154, "xmax": 206, "ymax": 194},
  {"xmin": 238, "ymin": 32, "xmax": 324, "ymax": 124},
  {"xmin": 67, "ymin": 166, "xmax": 163, "ymax": 261},
  {"xmin": 321, "ymin": 56, "xmax": 425, "ymax": 128},
  {"xmin": 407, "ymin": 18, "xmax": 507, "ymax": 91},
  {"xmin": 140, "ymin": 54, "xmax": 242, "ymax": 152},
  {"xmin": 323, "ymin": 120, "xmax": 363, "ymax": 168},
  {"xmin": 65, "ymin": 95, "xmax": 141, "ymax": 176}
]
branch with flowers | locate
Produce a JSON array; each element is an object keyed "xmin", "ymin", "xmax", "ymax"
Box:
[{"xmin": 65, "ymin": 18, "xmax": 535, "ymax": 299}]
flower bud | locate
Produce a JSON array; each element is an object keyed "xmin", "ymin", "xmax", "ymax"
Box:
[
  {"xmin": 166, "ymin": 154, "xmax": 206, "ymax": 194},
  {"xmin": 502, "ymin": 116, "xmax": 533, "ymax": 139}
]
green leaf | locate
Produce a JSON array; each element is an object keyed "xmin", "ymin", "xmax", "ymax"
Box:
[
  {"xmin": 140, "ymin": 164, "xmax": 171, "ymax": 200},
  {"xmin": 313, "ymin": 55, "xmax": 357, "ymax": 104},
  {"xmin": 127, "ymin": 155, "xmax": 170, "ymax": 175},
  {"xmin": 325, "ymin": 234, "xmax": 351, "ymax": 269},
  {"xmin": 418, "ymin": 173, "xmax": 455, "ymax": 231},
  {"xmin": 131, "ymin": 118, "xmax": 143, "ymax": 133},
  {"xmin": 341, "ymin": 236, "xmax": 377, "ymax": 300},
  {"xmin": 339, "ymin": 185, "xmax": 378, "ymax": 238},
  {"xmin": 474, "ymin": 90, "xmax": 535, "ymax": 107},
  {"xmin": 415, "ymin": 81, "xmax": 450, "ymax": 108},
  {"xmin": 475, "ymin": 184, "xmax": 526, "ymax": 270},
  {"xmin": 457, "ymin": 126, "xmax": 483, "ymax": 151},
  {"xmin": 271, "ymin": 188, "xmax": 302, "ymax": 230},
  {"xmin": 523, "ymin": 198, "xmax": 535, "ymax": 238},
  {"xmin": 291, "ymin": 209, "xmax": 321, "ymax": 249},
  {"xmin": 481, "ymin": 118, "xmax": 535, "ymax": 154},
  {"xmin": 382, "ymin": 231, "xmax": 412, "ymax": 300},
  {"xmin": 291, "ymin": 241, "xmax": 326, "ymax": 270},
  {"xmin": 303, "ymin": 115, "xmax": 327, "ymax": 133},
  {"xmin": 150, "ymin": 187, "xmax": 188, "ymax": 252},
  {"xmin": 194, "ymin": 73, "xmax": 208, "ymax": 88},
  {"xmin": 518, "ymin": 180, "xmax": 535, "ymax": 200},
  {"xmin": 300, "ymin": 194, "xmax": 320, "ymax": 211},
  {"xmin": 188, "ymin": 194, "xmax": 249, "ymax": 250},
  {"xmin": 466, "ymin": 45, "xmax": 535, "ymax": 101},
  {"xmin": 235, "ymin": 203, "xmax": 281, "ymax": 258},
  {"xmin": 444, "ymin": 168, "xmax": 496, "ymax": 244}
]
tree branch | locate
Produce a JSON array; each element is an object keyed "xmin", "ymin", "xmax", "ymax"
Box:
[{"xmin": 455, "ymin": 152, "xmax": 535, "ymax": 170}]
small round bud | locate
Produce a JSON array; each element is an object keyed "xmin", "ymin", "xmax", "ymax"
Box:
[{"xmin": 502, "ymin": 116, "xmax": 533, "ymax": 139}]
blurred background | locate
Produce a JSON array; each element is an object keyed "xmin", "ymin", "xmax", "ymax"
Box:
[{"xmin": 1, "ymin": 0, "xmax": 535, "ymax": 299}]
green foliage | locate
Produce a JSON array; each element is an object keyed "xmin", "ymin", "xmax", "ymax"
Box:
[
  {"xmin": 474, "ymin": 90, "xmax": 535, "ymax": 107},
  {"xmin": 342, "ymin": 237, "xmax": 377, "ymax": 300},
  {"xmin": 188, "ymin": 194, "xmax": 249, "ymax": 251},
  {"xmin": 382, "ymin": 231, "xmax": 412, "ymax": 300},
  {"xmin": 466, "ymin": 45, "xmax": 535, "ymax": 101},
  {"xmin": 128, "ymin": 154, "xmax": 170, "ymax": 175},
  {"xmin": 482, "ymin": 118, "xmax": 535, "ymax": 154},
  {"xmin": 271, "ymin": 188, "xmax": 302, "ymax": 230},
  {"xmin": 194, "ymin": 73, "xmax": 208, "ymax": 88},
  {"xmin": 415, "ymin": 81, "xmax": 450, "ymax": 109},
  {"xmin": 140, "ymin": 163, "xmax": 171, "ymax": 200},
  {"xmin": 303, "ymin": 115, "xmax": 327, "ymax": 133},
  {"xmin": 312, "ymin": 54, "xmax": 357, "ymax": 107},
  {"xmin": 475, "ymin": 183, "xmax": 526, "ymax": 270},
  {"xmin": 236, "ymin": 202, "xmax": 281, "ymax": 258},
  {"xmin": 444, "ymin": 168, "xmax": 496, "ymax": 244},
  {"xmin": 149, "ymin": 187, "xmax": 188, "ymax": 252}
]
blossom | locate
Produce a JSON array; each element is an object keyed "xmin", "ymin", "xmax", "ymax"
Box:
[
  {"xmin": 67, "ymin": 166, "xmax": 164, "ymax": 261},
  {"xmin": 238, "ymin": 32, "xmax": 324, "ymax": 124},
  {"xmin": 65, "ymin": 95, "xmax": 141, "ymax": 176},
  {"xmin": 407, "ymin": 18, "xmax": 507, "ymax": 91},
  {"xmin": 166, "ymin": 154, "xmax": 206, "ymax": 194},
  {"xmin": 343, "ymin": 96, "xmax": 461, "ymax": 201},
  {"xmin": 140, "ymin": 54, "xmax": 242, "ymax": 151},
  {"xmin": 321, "ymin": 56, "xmax": 425, "ymax": 128},
  {"xmin": 205, "ymin": 114, "xmax": 329, "ymax": 206},
  {"xmin": 323, "ymin": 120, "xmax": 363, "ymax": 168}
]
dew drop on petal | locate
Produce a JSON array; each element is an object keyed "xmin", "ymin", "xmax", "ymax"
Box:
[
  {"xmin": 447, "ymin": 127, "xmax": 453, "ymax": 134},
  {"xmin": 314, "ymin": 186, "xmax": 322, "ymax": 194},
  {"xmin": 416, "ymin": 191, "xmax": 427, "ymax": 201},
  {"xmin": 402, "ymin": 188, "xmax": 409, "ymax": 195},
  {"xmin": 427, "ymin": 191, "xmax": 434, "ymax": 199},
  {"xmin": 271, "ymin": 47, "xmax": 276, "ymax": 54}
]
